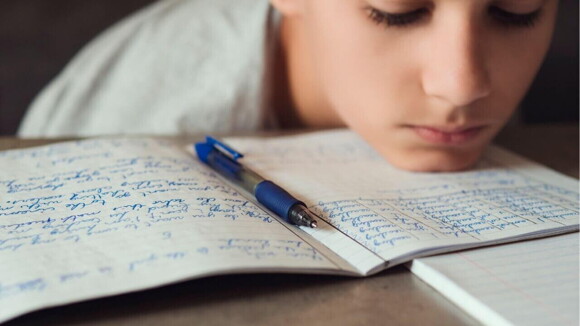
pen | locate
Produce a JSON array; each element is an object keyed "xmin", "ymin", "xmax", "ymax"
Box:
[{"xmin": 194, "ymin": 136, "xmax": 318, "ymax": 228}]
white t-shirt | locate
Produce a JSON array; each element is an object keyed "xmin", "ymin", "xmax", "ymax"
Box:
[{"xmin": 19, "ymin": 0, "xmax": 278, "ymax": 137}]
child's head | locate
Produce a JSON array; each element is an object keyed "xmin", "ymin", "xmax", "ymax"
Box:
[{"xmin": 270, "ymin": 0, "xmax": 558, "ymax": 171}]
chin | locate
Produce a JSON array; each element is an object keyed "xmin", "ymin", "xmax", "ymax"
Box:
[{"xmin": 381, "ymin": 146, "xmax": 485, "ymax": 172}]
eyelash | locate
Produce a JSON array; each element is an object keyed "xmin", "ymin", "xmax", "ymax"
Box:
[
  {"xmin": 367, "ymin": 6, "xmax": 542, "ymax": 29},
  {"xmin": 488, "ymin": 6, "xmax": 541, "ymax": 28},
  {"xmin": 367, "ymin": 8, "xmax": 429, "ymax": 27}
]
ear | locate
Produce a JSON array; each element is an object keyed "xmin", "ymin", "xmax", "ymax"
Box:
[{"xmin": 269, "ymin": 0, "xmax": 305, "ymax": 16}]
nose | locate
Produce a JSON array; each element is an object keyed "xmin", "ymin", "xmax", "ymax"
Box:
[{"xmin": 421, "ymin": 15, "xmax": 492, "ymax": 108}]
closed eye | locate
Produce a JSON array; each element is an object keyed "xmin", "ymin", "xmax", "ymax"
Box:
[
  {"xmin": 366, "ymin": 5, "xmax": 542, "ymax": 29},
  {"xmin": 367, "ymin": 7, "xmax": 430, "ymax": 28},
  {"xmin": 488, "ymin": 6, "xmax": 542, "ymax": 28}
]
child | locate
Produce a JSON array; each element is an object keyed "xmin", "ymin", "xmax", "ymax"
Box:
[{"xmin": 18, "ymin": 0, "xmax": 559, "ymax": 172}]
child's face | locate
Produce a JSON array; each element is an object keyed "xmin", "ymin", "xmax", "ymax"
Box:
[{"xmin": 276, "ymin": 0, "xmax": 558, "ymax": 171}]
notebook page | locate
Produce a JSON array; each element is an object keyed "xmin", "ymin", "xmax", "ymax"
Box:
[
  {"xmin": 0, "ymin": 138, "xmax": 347, "ymax": 323},
  {"xmin": 408, "ymin": 233, "xmax": 579, "ymax": 326},
  {"xmin": 226, "ymin": 130, "xmax": 579, "ymax": 266},
  {"xmin": 299, "ymin": 216, "xmax": 386, "ymax": 275}
]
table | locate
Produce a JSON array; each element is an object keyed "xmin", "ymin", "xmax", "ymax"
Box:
[{"xmin": 3, "ymin": 123, "xmax": 578, "ymax": 326}]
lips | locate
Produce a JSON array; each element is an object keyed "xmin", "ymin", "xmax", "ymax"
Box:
[{"xmin": 410, "ymin": 125, "xmax": 486, "ymax": 145}]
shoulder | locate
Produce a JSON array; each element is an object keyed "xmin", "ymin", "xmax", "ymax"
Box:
[{"xmin": 19, "ymin": 0, "xmax": 272, "ymax": 137}]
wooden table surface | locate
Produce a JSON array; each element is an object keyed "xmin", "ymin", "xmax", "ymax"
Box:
[{"xmin": 2, "ymin": 123, "xmax": 578, "ymax": 326}]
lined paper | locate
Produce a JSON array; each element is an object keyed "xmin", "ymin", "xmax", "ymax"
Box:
[
  {"xmin": 0, "ymin": 138, "xmax": 351, "ymax": 323},
  {"xmin": 409, "ymin": 233, "xmax": 579, "ymax": 326},
  {"xmin": 227, "ymin": 131, "xmax": 578, "ymax": 266},
  {"xmin": 1, "ymin": 130, "xmax": 578, "ymax": 323}
]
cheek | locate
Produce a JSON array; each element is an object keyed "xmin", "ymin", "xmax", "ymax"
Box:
[
  {"xmin": 305, "ymin": 5, "xmax": 420, "ymax": 129},
  {"xmin": 486, "ymin": 15, "xmax": 557, "ymax": 119},
  {"xmin": 492, "ymin": 45, "xmax": 550, "ymax": 112}
]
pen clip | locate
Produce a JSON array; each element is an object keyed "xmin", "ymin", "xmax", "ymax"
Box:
[
  {"xmin": 194, "ymin": 136, "xmax": 244, "ymax": 164},
  {"xmin": 207, "ymin": 136, "xmax": 244, "ymax": 161}
]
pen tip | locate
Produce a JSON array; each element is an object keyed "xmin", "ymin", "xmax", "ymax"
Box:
[{"xmin": 310, "ymin": 221, "xmax": 318, "ymax": 228}]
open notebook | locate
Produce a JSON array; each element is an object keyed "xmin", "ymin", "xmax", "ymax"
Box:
[{"xmin": 1, "ymin": 130, "xmax": 578, "ymax": 323}]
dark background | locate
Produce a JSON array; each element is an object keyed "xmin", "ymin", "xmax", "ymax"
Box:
[{"xmin": 0, "ymin": 0, "xmax": 578, "ymax": 136}]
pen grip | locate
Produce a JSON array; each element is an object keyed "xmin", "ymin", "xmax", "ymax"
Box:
[{"xmin": 254, "ymin": 181, "xmax": 303, "ymax": 220}]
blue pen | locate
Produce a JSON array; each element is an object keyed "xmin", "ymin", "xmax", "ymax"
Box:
[{"xmin": 195, "ymin": 136, "xmax": 318, "ymax": 228}]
